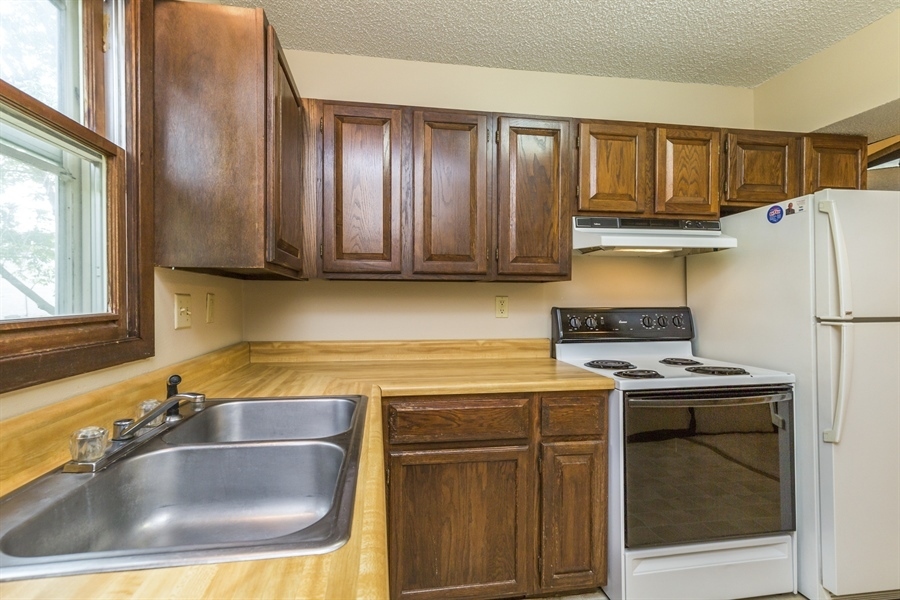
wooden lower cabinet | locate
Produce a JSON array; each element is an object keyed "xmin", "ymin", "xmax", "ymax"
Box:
[
  {"xmin": 384, "ymin": 392, "xmax": 608, "ymax": 600},
  {"xmin": 388, "ymin": 446, "xmax": 532, "ymax": 600}
]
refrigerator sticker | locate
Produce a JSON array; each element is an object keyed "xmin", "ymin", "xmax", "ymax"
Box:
[
  {"xmin": 785, "ymin": 202, "xmax": 796, "ymax": 215},
  {"xmin": 767, "ymin": 205, "xmax": 784, "ymax": 223}
]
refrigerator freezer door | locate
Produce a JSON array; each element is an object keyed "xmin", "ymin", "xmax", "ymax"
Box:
[
  {"xmin": 816, "ymin": 321, "xmax": 900, "ymax": 596},
  {"xmin": 814, "ymin": 190, "xmax": 900, "ymax": 320}
]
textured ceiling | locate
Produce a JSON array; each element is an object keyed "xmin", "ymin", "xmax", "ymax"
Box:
[{"xmin": 220, "ymin": 0, "xmax": 898, "ymax": 88}]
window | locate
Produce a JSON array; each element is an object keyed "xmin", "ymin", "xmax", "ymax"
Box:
[{"xmin": 0, "ymin": 0, "xmax": 153, "ymax": 393}]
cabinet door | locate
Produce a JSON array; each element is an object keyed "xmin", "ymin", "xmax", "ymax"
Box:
[
  {"xmin": 802, "ymin": 135, "xmax": 867, "ymax": 194},
  {"xmin": 723, "ymin": 131, "xmax": 800, "ymax": 209},
  {"xmin": 413, "ymin": 111, "xmax": 489, "ymax": 276},
  {"xmin": 497, "ymin": 117, "xmax": 572, "ymax": 279},
  {"xmin": 577, "ymin": 122, "xmax": 650, "ymax": 214},
  {"xmin": 388, "ymin": 446, "xmax": 531, "ymax": 600},
  {"xmin": 265, "ymin": 26, "xmax": 303, "ymax": 274},
  {"xmin": 656, "ymin": 127, "xmax": 720, "ymax": 217},
  {"xmin": 322, "ymin": 103, "xmax": 402, "ymax": 274},
  {"xmin": 540, "ymin": 440, "xmax": 607, "ymax": 591}
]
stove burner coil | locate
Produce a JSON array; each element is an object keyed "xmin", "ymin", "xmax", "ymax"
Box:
[
  {"xmin": 685, "ymin": 366, "xmax": 750, "ymax": 376},
  {"xmin": 660, "ymin": 357, "xmax": 703, "ymax": 366},
  {"xmin": 585, "ymin": 360, "xmax": 636, "ymax": 370},
  {"xmin": 614, "ymin": 369, "xmax": 663, "ymax": 379}
]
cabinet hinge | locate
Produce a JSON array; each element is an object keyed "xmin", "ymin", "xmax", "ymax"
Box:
[
  {"xmin": 319, "ymin": 244, "xmax": 323, "ymax": 257},
  {"xmin": 576, "ymin": 134, "xmax": 580, "ymax": 149},
  {"xmin": 386, "ymin": 467, "xmax": 390, "ymax": 487},
  {"xmin": 724, "ymin": 136, "xmax": 729, "ymax": 153},
  {"xmin": 495, "ymin": 248, "xmax": 499, "ymax": 260},
  {"xmin": 576, "ymin": 184, "xmax": 580, "ymax": 197},
  {"xmin": 319, "ymin": 117, "xmax": 323, "ymax": 133},
  {"xmin": 495, "ymin": 130, "xmax": 499, "ymax": 144},
  {"xmin": 487, "ymin": 128, "xmax": 490, "ymax": 143}
]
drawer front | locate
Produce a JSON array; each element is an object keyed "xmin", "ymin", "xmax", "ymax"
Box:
[
  {"xmin": 387, "ymin": 397, "xmax": 531, "ymax": 444},
  {"xmin": 541, "ymin": 395, "xmax": 606, "ymax": 437}
]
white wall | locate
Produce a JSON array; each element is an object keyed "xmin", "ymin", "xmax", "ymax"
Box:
[
  {"xmin": 286, "ymin": 50, "xmax": 755, "ymax": 127},
  {"xmin": 754, "ymin": 9, "xmax": 900, "ymax": 133},
  {"xmin": 244, "ymin": 256, "xmax": 686, "ymax": 341},
  {"xmin": 0, "ymin": 269, "xmax": 244, "ymax": 419}
]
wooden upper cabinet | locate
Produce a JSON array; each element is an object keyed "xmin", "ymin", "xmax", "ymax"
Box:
[
  {"xmin": 722, "ymin": 131, "xmax": 801, "ymax": 211},
  {"xmin": 577, "ymin": 121, "xmax": 651, "ymax": 214},
  {"xmin": 154, "ymin": 1, "xmax": 304, "ymax": 279},
  {"xmin": 412, "ymin": 110, "xmax": 489, "ymax": 276},
  {"xmin": 322, "ymin": 103, "xmax": 402, "ymax": 274},
  {"xmin": 802, "ymin": 134, "xmax": 868, "ymax": 194},
  {"xmin": 656, "ymin": 127, "xmax": 720, "ymax": 217},
  {"xmin": 497, "ymin": 116, "xmax": 572, "ymax": 280},
  {"xmin": 265, "ymin": 26, "xmax": 303, "ymax": 273}
]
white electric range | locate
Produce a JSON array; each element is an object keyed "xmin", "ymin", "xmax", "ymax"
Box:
[{"xmin": 552, "ymin": 307, "xmax": 797, "ymax": 600}]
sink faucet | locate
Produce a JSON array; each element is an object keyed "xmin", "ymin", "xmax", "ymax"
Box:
[{"xmin": 112, "ymin": 393, "xmax": 206, "ymax": 441}]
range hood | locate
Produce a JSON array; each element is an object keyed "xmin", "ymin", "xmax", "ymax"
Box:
[{"xmin": 572, "ymin": 216, "xmax": 737, "ymax": 257}]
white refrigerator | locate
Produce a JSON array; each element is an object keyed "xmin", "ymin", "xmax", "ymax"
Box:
[{"xmin": 686, "ymin": 189, "xmax": 900, "ymax": 600}]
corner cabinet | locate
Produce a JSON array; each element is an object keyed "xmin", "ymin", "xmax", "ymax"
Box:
[
  {"xmin": 383, "ymin": 392, "xmax": 607, "ymax": 600},
  {"xmin": 154, "ymin": 1, "xmax": 303, "ymax": 279},
  {"xmin": 316, "ymin": 103, "xmax": 571, "ymax": 282}
]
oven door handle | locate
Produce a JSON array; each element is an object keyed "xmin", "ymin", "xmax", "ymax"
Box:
[{"xmin": 627, "ymin": 393, "xmax": 792, "ymax": 408}]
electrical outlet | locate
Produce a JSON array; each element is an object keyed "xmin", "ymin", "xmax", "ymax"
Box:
[
  {"xmin": 174, "ymin": 293, "xmax": 192, "ymax": 329},
  {"xmin": 495, "ymin": 296, "xmax": 509, "ymax": 318},
  {"xmin": 206, "ymin": 293, "xmax": 215, "ymax": 324}
]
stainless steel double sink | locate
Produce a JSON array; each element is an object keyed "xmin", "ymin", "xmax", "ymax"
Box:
[{"xmin": 0, "ymin": 395, "xmax": 367, "ymax": 581}]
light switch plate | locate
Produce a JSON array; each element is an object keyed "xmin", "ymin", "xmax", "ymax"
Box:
[{"xmin": 174, "ymin": 293, "xmax": 192, "ymax": 329}]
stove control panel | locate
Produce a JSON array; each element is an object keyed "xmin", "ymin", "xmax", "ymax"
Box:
[{"xmin": 551, "ymin": 307, "xmax": 694, "ymax": 349}]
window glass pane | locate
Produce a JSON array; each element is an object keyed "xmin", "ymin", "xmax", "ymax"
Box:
[
  {"xmin": 0, "ymin": 104, "xmax": 108, "ymax": 320},
  {"xmin": 0, "ymin": 0, "xmax": 83, "ymax": 122}
]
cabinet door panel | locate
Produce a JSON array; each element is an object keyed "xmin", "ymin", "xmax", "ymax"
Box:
[
  {"xmin": 323, "ymin": 104, "xmax": 402, "ymax": 273},
  {"xmin": 578, "ymin": 122, "xmax": 649, "ymax": 214},
  {"xmin": 497, "ymin": 117, "xmax": 571, "ymax": 278},
  {"xmin": 656, "ymin": 127, "xmax": 720, "ymax": 217},
  {"xmin": 413, "ymin": 111, "xmax": 488, "ymax": 275},
  {"xmin": 540, "ymin": 441, "xmax": 607, "ymax": 591},
  {"xmin": 265, "ymin": 26, "xmax": 303, "ymax": 273},
  {"xmin": 389, "ymin": 447, "xmax": 531, "ymax": 600},
  {"xmin": 803, "ymin": 135, "xmax": 867, "ymax": 194},
  {"xmin": 724, "ymin": 131, "xmax": 800, "ymax": 207}
]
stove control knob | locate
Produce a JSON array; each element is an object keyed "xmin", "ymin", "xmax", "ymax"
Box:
[
  {"xmin": 569, "ymin": 316, "xmax": 583, "ymax": 330},
  {"xmin": 657, "ymin": 315, "xmax": 669, "ymax": 327},
  {"xmin": 585, "ymin": 316, "xmax": 598, "ymax": 329},
  {"xmin": 672, "ymin": 315, "xmax": 684, "ymax": 328},
  {"xmin": 641, "ymin": 315, "xmax": 653, "ymax": 328}
]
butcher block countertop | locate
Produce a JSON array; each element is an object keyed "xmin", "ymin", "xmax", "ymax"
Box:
[{"xmin": 0, "ymin": 340, "xmax": 612, "ymax": 600}]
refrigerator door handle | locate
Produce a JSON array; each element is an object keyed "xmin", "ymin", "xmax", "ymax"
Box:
[
  {"xmin": 818, "ymin": 200, "xmax": 853, "ymax": 318},
  {"xmin": 822, "ymin": 321, "xmax": 854, "ymax": 444}
]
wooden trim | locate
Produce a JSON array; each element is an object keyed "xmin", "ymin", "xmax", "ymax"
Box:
[
  {"xmin": 868, "ymin": 136, "xmax": 900, "ymax": 168},
  {"xmin": 249, "ymin": 339, "xmax": 552, "ymax": 363},
  {"xmin": 81, "ymin": 0, "xmax": 107, "ymax": 135},
  {"xmin": 0, "ymin": 0, "xmax": 155, "ymax": 393}
]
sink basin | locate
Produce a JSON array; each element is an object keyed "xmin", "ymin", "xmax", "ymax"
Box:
[
  {"xmin": 0, "ymin": 395, "xmax": 367, "ymax": 581},
  {"xmin": 163, "ymin": 397, "xmax": 357, "ymax": 444}
]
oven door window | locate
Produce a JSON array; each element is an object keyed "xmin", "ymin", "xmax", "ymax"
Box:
[{"xmin": 624, "ymin": 386, "xmax": 795, "ymax": 548}]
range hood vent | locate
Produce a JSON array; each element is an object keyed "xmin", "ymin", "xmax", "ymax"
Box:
[{"xmin": 572, "ymin": 216, "xmax": 737, "ymax": 258}]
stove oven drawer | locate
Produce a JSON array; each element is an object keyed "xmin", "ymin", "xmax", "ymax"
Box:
[{"xmin": 386, "ymin": 396, "xmax": 531, "ymax": 444}]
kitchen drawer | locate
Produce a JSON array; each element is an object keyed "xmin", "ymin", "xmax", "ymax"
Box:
[
  {"xmin": 386, "ymin": 396, "xmax": 531, "ymax": 444},
  {"xmin": 540, "ymin": 395, "xmax": 606, "ymax": 437}
]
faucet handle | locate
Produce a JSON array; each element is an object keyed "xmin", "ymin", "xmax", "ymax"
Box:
[{"xmin": 70, "ymin": 426, "xmax": 109, "ymax": 462}]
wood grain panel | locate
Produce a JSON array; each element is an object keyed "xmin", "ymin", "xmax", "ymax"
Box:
[
  {"xmin": 540, "ymin": 440, "xmax": 606, "ymax": 590},
  {"xmin": 497, "ymin": 117, "xmax": 571, "ymax": 279},
  {"xmin": 803, "ymin": 134, "xmax": 868, "ymax": 194},
  {"xmin": 655, "ymin": 127, "xmax": 720, "ymax": 217},
  {"xmin": 323, "ymin": 103, "xmax": 402, "ymax": 273},
  {"xmin": 265, "ymin": 25, "xmax": 303, "ymax": 273},
  {"xmin": 540, "ymin": 394, "xmax": 607, "ymax": 437},
  {"xmin": 413, "ymin": 110, "xmax": 488, "ymax": 275},
  {"xmin": 387, "ymin": 396, "xmax": 530, "ymax": 444},
  {"xmin": 723, "ymin": 131, "xmax": 801, "ymax": 208},
  {"xmin": 578, "ymin": 122, "xmax": 649, "ymax": 214},
  {"xmin": 389, "ymin": 446, "xmax": 531, "ymax": 599},
  {"xmin": 249, "ymin": 339, "xmax": 551, "ymax": 362}
]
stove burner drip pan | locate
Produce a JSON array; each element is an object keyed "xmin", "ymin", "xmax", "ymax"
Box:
[
  {"xmin": 585, "ymin": 360, "xmax": 636, "ymax": 370},
  {"xmin": 614, "ymin": 369, "xmax": 663, "ymax": 379},
  {"xmin": 660, "ymin": 357, "xmax": 702, "ymax": 366},
  {"xmin": 685, "ymin": 365, "xmax": 750, "ymax": 376}
]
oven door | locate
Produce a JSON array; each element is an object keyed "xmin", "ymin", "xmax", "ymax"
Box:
[{"xmin": 623, "ymin": 385, "xmax": 794, "ymax": 549}]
